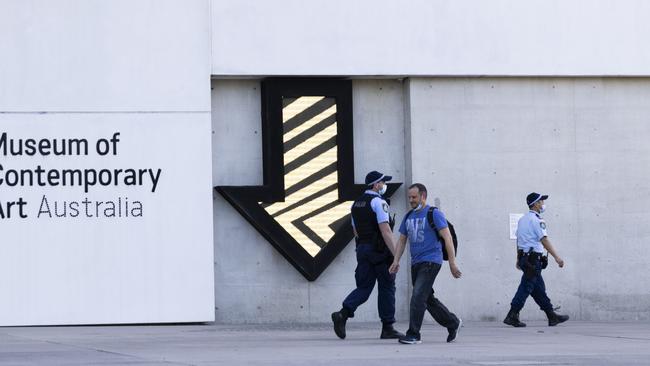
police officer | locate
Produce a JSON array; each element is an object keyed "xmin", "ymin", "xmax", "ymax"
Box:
[
  {"xmin": 504, "ymin": 192, "xmax": 570, "ymax": 327},
  {"xmin": 331, "ymin": 171, "xmax": 403, "ymax": 340}
]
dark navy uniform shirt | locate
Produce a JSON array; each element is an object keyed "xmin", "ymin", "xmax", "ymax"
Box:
[{"xmin": 350, "ymin": 190, "xmax": 389, "ymax": 230}]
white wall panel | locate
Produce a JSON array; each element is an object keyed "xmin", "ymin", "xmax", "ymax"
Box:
[
  {"xmin": 0, "ymin": 0, "xmax": 210, "ymax": 112},
  {"xmin": 0, "ymin": 113, "xmax": 214, "ymax": 325},
  {"xmin": 211, "ymin": 0, "xmax": 650, "ymax": 77}
]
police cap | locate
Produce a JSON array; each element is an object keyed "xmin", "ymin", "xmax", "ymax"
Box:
[
  {"xmin": 365, "ymin": 171, "xmax": 392, "ymax": 186},
  {"xmin": 526, "ymin": 192, "xmax": 549, "ymax": 206}
]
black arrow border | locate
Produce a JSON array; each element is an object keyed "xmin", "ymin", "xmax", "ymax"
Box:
[{"xmin": 216, "ymin": 78, "xmax": 401, "ymax": 281}]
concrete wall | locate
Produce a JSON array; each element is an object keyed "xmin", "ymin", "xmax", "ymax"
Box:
[
  {"xmin": 4, "ymin": 0, "xmax": 650, "ymax": 324},
  {"xmin": 211, "ymin": 79, "xmax": 411, "ymax": 323},
  {"xmin": 213, "ymin": 77, "xmax": 650, "ymax": 322},
  {"xmin": 208, "ymin": 0, "xmax": 650, "ymax": 323},
  {"xmin": 407, "ymin": 77, "xmax": 650, "ymax": 321},
  {"xmin": 211, "ymin": 0, "xmax": 650, "ymax": 76}
]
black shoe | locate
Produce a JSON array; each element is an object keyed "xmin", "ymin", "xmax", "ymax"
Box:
[
  {"xmin": 331, "ymin": 311, "xmax": 348, "ymax": 339},
  {"xmin": 503, "ymin": 309, "xmax": 526, "ymax": 327},
  {"xmin": 380, "ymin": 324, "xmax": 404, "ymax": 339},
  {"xmin": 447, "ymin": 318, "xmax": 462, "ymax": 343},
  {"xmin": 398, "ymin": 334, "xmax": 421, "ymax": 344},
  {"xmin": 545, "ymin": 310, "xmax": 569, "ymax": 326}
]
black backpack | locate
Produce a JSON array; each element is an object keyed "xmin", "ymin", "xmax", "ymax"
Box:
[{"xmin": 404, "ymin": 206, "xmax": 458, "ymax": 261}]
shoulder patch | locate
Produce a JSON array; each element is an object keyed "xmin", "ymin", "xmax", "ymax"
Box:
[
  {"xmin": 381, "ymin": 202, "xmax": 389, "ymax": 213},
  {"xmin": 540, "ymin": 222, "xmax": 546, "ymax": 230}
]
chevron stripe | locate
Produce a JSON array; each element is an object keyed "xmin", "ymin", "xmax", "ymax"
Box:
[
  {"xmin": 302, "ymin": 201, "xmax": 351, "ymax": 241},
  {"xmin": 284, "ymin": 114, "xmax": 336, "ymax": 153},
  {"xmin": 283, "ymin": 98, "xmax": 336, "ymax": 134},
  {"xmin": 284, "ymin": 161, "xmax": 337, "ymax": 197},
  {"xmin": 281, "ymin": 96, "xmax": 323, "ymax": 123},
  {"xmin": 284, "ymin": 105, "xmax": 336, "ymax": 141},
  {"xmin": 269, "ymin": 183, "xmax": 337, "ymax": 218},
  {"xmin": 261, "ymin": 96, "xmax": 353, "ymax": 257}
]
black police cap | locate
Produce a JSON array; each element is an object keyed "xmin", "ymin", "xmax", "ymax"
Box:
[
  {"xmin": 526, "ymin": 192, "xmax": 549, "ymax": 206},
  {"xmin": 365, "ymin": 171, "xmax": 392, "ymax": 186}
]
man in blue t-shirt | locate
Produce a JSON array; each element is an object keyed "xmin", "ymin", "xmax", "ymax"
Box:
[{"xmin": 390, "ymin": 183, "xmax": 462, "ymax": 344}]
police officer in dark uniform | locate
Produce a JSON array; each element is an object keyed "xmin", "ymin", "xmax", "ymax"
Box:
[
  {"xmin": 504, "ymin": 192, "xmax": 570, "ymax": 327},
  {"xmin": 331, "ymin": 171, "xmax": 403, "ymax": 340}
]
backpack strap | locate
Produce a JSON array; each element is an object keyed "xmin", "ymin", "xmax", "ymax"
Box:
[
  {"xmin": 426, "ymin": 206, "xmax": 438, "ymax": 231},
  {"xmin": 427, "ymin": 206, "xmax": 444, "ymax": 242},
  {"xmin": 409, "ymin": 207, "xmax": 442, "ymax": 233}
]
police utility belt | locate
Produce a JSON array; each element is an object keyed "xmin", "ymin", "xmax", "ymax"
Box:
[
  {"xmin": 356, "ymin": 233, "xmax": 387, "ymax": 253},
  {"xmin": 517, "ymin": 249, "xmax": 549, "ymax": 270}
]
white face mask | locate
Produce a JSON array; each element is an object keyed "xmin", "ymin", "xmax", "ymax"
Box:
[
  {"xmin": 378, "ymin": 183, "xmax": 387, "ymax": 195},
  {"xmin": 540, "ymin": 204, "xmax": 546, "ymax": 213},
  {"xmin": 415, "ymin": 203, "xmax": 423, "ymax": 211}
]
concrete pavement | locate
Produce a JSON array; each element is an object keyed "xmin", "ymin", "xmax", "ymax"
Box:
[{"xmin": 1, "ymin": 321, "xmax": 649, "ymax": 365}]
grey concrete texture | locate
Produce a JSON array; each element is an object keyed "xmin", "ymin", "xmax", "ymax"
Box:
[
  {"xmin": 406, "ymin": 78, "xmax": 650, "ymax": 322},
  {"xmin": 1, "ymin": 322, "xmax": 649, "ymax": 365},
  {"xmin": 211, "ymin": 77, "xmax": 650, "ymax": 324},
  {"xmin": 211, "ymin": 80, "xmax": 410, "ymax": 323}
]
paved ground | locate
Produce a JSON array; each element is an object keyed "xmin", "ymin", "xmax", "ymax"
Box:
[{"xmin": 1, "ymin": 321, "xmax": 649, "ymax": 365}]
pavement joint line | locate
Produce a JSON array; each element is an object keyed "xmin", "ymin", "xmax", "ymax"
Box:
[
  {"xmin": 61, "ymin": 343, "xmax": 198, "ymax": 366},
  {"xmin": 2, "ymin": 322, "xmax": 650, "ymax": 365},
  {"xmin": 2, "ymin": 332, "xmax": 195, "ymax": 366},
  {"xmin": 470, "ymin": 362, "xmax": 572, "ymax": 365},
  {"xmin": 585, "ymin": 334, "xmax": 650, "ymax": 341}
]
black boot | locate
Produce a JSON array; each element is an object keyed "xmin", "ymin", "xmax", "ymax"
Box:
[
  {"xmin": 380, "ymin": 322, "xmax": 404, "ymax": 339},
  {"xmin": 331, "ymin": 308, "xmax": 349, "ymax": 339},
  {"xmin": 447, "ymin": 318, "xmax": 463, "ymax": 343},
  {"xmin": 503, "ymin": 308, "xmax": 526, "ymax": 327},
  {"xmin": 545, "ymin": 309, "xmax": 569, "ymax": 326}
]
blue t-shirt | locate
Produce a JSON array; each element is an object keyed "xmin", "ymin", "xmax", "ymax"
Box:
[{"xmin": 399, "ymin": 205, "xmax": 448, "ymax": 265}]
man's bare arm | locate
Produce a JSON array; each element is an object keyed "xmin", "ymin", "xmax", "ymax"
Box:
[{"xmin": 541, "ymin": 237, "xmax": 564, "ymax": 268}]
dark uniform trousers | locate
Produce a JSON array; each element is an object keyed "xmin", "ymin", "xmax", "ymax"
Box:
[
  {"xmin": 342, "ymin": 243, "xmax": 396, "ymax": 324},
  {"xmin": 407, "ymin": 262, "xmax": 460, "ymax": 338},
  {"xmin": 510, "ymin": 255, "xmax": 553, "ymax": 312}
]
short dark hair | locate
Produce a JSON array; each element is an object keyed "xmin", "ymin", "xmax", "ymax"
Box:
[{"xmin": 408, "ymin": 183, "xmax": 427, "ymax": 198}]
